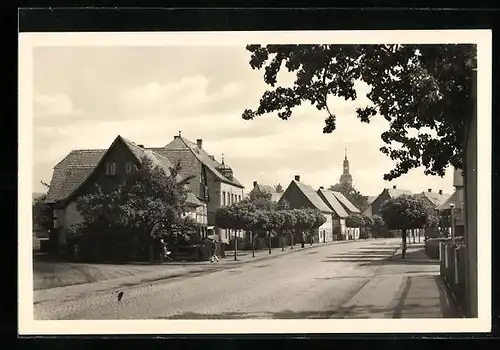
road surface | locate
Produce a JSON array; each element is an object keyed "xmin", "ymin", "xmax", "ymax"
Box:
[{"xmin": 34, "ymin": 238, "xmax": 442, "ymax": 320}]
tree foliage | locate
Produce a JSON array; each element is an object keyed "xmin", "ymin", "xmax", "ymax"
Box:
[
  {"xmin": 328, "ymin": 182, "xmax": 368, "ymax": 212},
  {"xmin": 345, "ymin": 213, "xmax": 365, "ymax": 228},
  {"xmin": 33, "ymin": 193, "xmax": 52, "ymax": 232},
  {"xmin": 274, "ymin": 183, "xmax": 284, "ymax": 193},
  {"xmin": 243, "ymin": 44, "xmax": 476, "ymax": 180},
  {"xmin": 379, "ymin": 194, "xmax": 438, "ymax": 231},
  {"xmin": 77, "ymin": 156, "xmax": 196, "ymax": 240}
]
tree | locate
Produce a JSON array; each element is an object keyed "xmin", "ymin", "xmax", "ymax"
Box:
[
  {"xmin": 33, "ymin": 193, "xmax": 51, "ymax": 232},
  {"xmin": 346, "ymin": 213, "xmax": 364, "ymax": 228},
  {"xmin": 371, "ymin": 214, "xmax": 387, "ymax": 238},
  {"xmin": 361, "ymin": 214, "xmax": 374, "ymax": 239},
  {"xmin": 77, "ymin": 156, "xmax": 195, "ymax": 261},
  {"xmin": 267, "ymin": 210, "xmax": 285, "ymax": 253},
  {"xmin": 242, "ymin": 44, "xmax": 476, "ymax": 180},
  {"xmin": 280, "ymin": 209, "xmax": 297, "ymax": 250},
  {"xmin": 303, "ymin": 209, "xmax": 327, "ymax": 245},
  {"xmin": 329, "ymin": 182, "xmax": 368, "ymax": 212},
  {"xmin": 379, "ymin": 194, "xmax": 438, "ymax": 258},
  {"xmin": 274, "ymin": 183, "xmax": 284, "ymax": 193}
]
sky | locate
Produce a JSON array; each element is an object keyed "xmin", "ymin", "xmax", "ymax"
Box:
[{"xmin": 32, "ymin": 45, "xmax": 454, "ymax": 197}]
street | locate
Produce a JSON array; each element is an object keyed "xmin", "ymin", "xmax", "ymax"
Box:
[{"xmin": 34, "ymin": 238, "xmax": 452, "ymax": 320}]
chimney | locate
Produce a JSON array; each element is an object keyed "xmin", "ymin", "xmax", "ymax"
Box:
[
  {"xmin": 174, "ymin": 131, "xmax": 181, "ymax": 139},
  {"xmin": 209, "ymin": 155, "xmax": 215, "ymax": 161},
  {"xmin": 253, "ymin": 181, "xmax": 257, "ymax": 188},
  {"xmin": 138, "ymin": 144, "xmax": 144, "ymax": 148},
  {"xmin": 439, "ymin": 189, "xmax": 443, "ymax": 195},
  {"xmin": 392, "ymin": 185, "xmax": 397, "ymax": 189},
  {"xmin": 428, "ymin": 188, "xmax": 432, "ymax": 192},
  {"xmin": 294, "ymin": 175, "xmax": 300, "ymax": 182},
  {"xmin": 319, "ymin": 186, "xmax": 324, "ymax": 190},
  {"xmin": 196, "ymin": 139, "xmax": 203, "ymax": 149}
]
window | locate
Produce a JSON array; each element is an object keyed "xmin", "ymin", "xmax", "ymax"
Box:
[
  {"xmin": 105, "ymin": 162, "xmax": 116, "ymax": 176},
  {"xmin": 222, "ymin": 191, "xmax": 226, "ymax": 206},
  {"xmin": 238, "ymin": 195, "xmax": 241, "ymax": 202},
  {"xmin": 125, "ymin": 162, "xmax": 136, "ymax": 173},
  {"xmin": 230, "ymin": 193, "xmax": 234, "ymax": 205}
]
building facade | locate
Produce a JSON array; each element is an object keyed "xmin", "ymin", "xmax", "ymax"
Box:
[
  {"xmin": 45, "ymin": 135, "xmax": 207, "ymax": 254},
  {"xmin": 278, "ymin": 176, "xmax": 334, "ymax": 243}
]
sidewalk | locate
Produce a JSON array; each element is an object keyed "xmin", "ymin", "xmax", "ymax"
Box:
[
  {"xmin": 332, "ymin": 244, "xmax": 460, "ymax": 319},
  {"xmin": 34, "ymin": 239, "xmax": 373, "ymax": 305}
]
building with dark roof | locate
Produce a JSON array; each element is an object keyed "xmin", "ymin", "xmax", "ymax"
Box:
[
  {"xmin": 278, "ymin": 175, "xmax": 334, "ymax": 243},
  {"xmin": 370, "ymin": 185, "xmax": 413, "ymax": 216},
  {"xmin": 249, "ymin": 181, "xmax": 284, "ymax": 203},
  {"xmin": 45, "ymin": 135, "xmax": 208, "ymax": 251}
]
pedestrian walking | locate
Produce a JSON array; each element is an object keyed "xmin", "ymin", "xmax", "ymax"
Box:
[
  {"xmin": 210, "ymin": 237, "xmax": 220, "ymax": 263},
  {"xmin": 159, "ymin": 238, "xmax": 173, "ymax": 263}
]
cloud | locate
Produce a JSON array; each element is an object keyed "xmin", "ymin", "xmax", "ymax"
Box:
[
  {"xmin": 121, "ymin": 76, "xmax": 244, "ymax": 118},
  {"xmin": 33, "ymin": 93, "xmax": 82, "ymax": 119}
]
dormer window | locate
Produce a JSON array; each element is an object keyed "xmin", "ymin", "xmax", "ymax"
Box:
[
  {"xmin": 105, "ymin": 162, "xmax": 116, "ymax": 176},
  {"xmin": 125, "ymin": 162, "xmax": 136, "ymax": 173}
]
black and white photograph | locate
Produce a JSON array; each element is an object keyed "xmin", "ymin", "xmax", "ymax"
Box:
[{"xmin": 19, "ymin": 29, "xmax": 491, "ymax": 334}]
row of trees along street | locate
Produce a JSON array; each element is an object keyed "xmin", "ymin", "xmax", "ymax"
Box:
[{"xmin": 215, "ymin": 191, "xmax": 327, "ymax": 259}]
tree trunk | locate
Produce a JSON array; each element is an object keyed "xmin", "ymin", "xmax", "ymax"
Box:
[
  {"xmin": 268, "ymin": 232, "xmax": 272, "ymax": 254},
  {"xmin": 402, "ymin": 229, "xmax": 407, "ymax": 259},
  {"xmin": 290, "ymin": 231, "xmax": 294, "ymax": 249},
  {"xmin": 234, "ymin": 230, "xmax": 238, "ymax": 261},
  {"xmin": 251, "ymin": 232, "xmax": 255, "ymax": 257},
  {"xmin": 281, "ymin": 234, "xmax": 285, "ymax": 251}
]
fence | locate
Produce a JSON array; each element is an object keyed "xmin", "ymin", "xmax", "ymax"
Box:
[{"xmin": 439, "ymin": 239, "xmax": 467, "ymax": 315}]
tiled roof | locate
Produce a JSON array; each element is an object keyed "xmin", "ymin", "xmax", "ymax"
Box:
[
  {"xmin": 45, "ymin": 136, "xmax": 201, "ymax": 206},
  {"xmin": 417, "ymin": 191, "xmax": 451, "ymax": 207},
  {"xmin": 437, "ymin": 191, "xmax": 458, "ymax": 211},
  {"xmin": 317, "ymin": 189, "xmax": 349, "ymax": 218},
  {"xmin": 332, "ymin": 191, "xmax": 361, "ymax": 213},
  {"xmin": 293, "ymin": 181, "xmax": 333, "ymax": 213},
  {"xmin": 251, "ymin": 183, "xmax": 283, "ymax": 202},
  {"xmin": 163, "ymin": 136, "xmax": 244, "ymax": 188},
  {"xmin": 387, "ymin": 188, "xmax": 413, "ymax": 198},
  {"xmin": 46, "ymin": 150, "xmax": 105, "ymax": 203}
]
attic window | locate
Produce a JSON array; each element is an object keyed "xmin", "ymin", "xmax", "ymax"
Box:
[{"xmin": 105, "ymin": 162, "xmax": 116, "ymax": 176}]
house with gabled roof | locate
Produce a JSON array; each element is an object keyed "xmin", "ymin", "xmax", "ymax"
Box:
[
  {"xmin": 362, "ymin": 195, "xmax": 378, "ymax": 216},
  {"xmin": 317, "ymin": 187, "xmax": 348, "ymax": 240},
  {"xmin": 155, "ymin": 132, "xmax": 245, "ymax": 245},
  {"xmin": 331, "ymin": 191, "xmax": 361, "ymax": 215},
  {"xmin": 278, "ymin": 175, "xmax": 333, "ymax": 243},
  {"xmin": 249, "ymin": 181, "xmax": 284, "ymax": 203},
  {"xmin": 415, "ymin": 188, "xmax": 451, "ymax": 208},
  {"xmin": 45, "ymin": 135, "xmax": 207, "ymax": 253},
  {"xmin": 370, "ymin": 185, "xmax": 413, "ymax": 216}
]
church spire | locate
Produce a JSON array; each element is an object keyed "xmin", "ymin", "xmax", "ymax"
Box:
[{"xmin": 340, "ymin": 146, "xmax": 353, "ymax": 186}]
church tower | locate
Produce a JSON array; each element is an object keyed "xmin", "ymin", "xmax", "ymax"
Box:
[{"xmin": 339, "ymin": 147, "xmax": 353, "ymax": 186}]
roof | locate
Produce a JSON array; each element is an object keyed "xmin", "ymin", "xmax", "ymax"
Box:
[
  {"xmin": 367, "ymin": 196, "xmax": 377, "ymax": 205},
  {"xmin": 45, "ymin": 135, "xmax": 202, "ymax": 206},
  {"xmin": 251, "ymin": 183, "xmax": 283, "ymax": 202},
  {"xmin": 387, "ymin": 188, "xmax": 413, "ymax": 198},
  {"xmin": 291, "ymin": 181, "xmax": 333, "ymax": 213},
  {"xmin": 331, "ymin": 191, "xmax": 360, "ymax": 213},
  {"xmin": 163, "ymin": 136, "xmax": 244, "ymax": 188},
  {"xmin": 317, "ymin": 189, "xmax": 349, "ymax": 218},
  {"xmin": 417, "ymin": 191, "xmax": 451, "ymax": 207},
  {"xmin": 437, "ymin": 191, "xmax": 458, "ymax": 211}
]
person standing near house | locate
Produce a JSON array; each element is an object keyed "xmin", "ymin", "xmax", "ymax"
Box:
[{"xmin": 210, "ymin": 237, "xmax": 220, "ymax": 263}]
